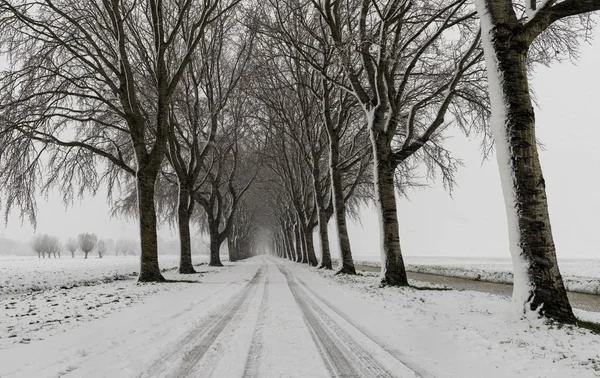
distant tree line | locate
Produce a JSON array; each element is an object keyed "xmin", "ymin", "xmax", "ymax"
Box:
[{"xmin": 30, "ymin": 234, "xmax": 138, "ymax": 259}]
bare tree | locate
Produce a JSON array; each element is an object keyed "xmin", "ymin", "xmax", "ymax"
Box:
[
  {"xmin": 31, "ymin": 236, "xmax": 45, "ymax": 259},
  {"xmin": 65, "ymin": 238, "xmax": 78, "ymax": 258},
  {"xmin": 97, "ymin": 240, "xmax": 107, "ymax": 259},
  {"xmin": 31, "ymin": 234, "xmax": 59, "ymax": 259},
  {"xmin": 193, "ymin": 127, "xmax": 260, "ymax": 266},
  {"xmin": 0, "ymin": 0, "xmax": 241, "ymax": 282},
  {"xmin": 115, "ymin": 238, "xmax": 137, "ymax": 257},
  {"xmin": 269, "ymin": 0, "xmax": 487, "ymax": 284},
  {"xmin": 164, "ymin": 11, "xmax": 255, "ymax": 273},
  {"xmin": 78, "ymin": 233, "xmax": 98, "ymax": 259},
  {"xmin": 475, "ymin": 0, "xmax": 600, "ymax": 322}
]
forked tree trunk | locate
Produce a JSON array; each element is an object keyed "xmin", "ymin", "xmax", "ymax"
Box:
[
  {"xmin": 372, "ymin": 135, "xmax": 408, "ymax": 286},
  {"xmin": 177, "ymin": 186, "xmax": 196, "ymax": 274},
  {"xmin": 137, "ymin": 171, "xmax": 165, "ymax": 282},
  {"xmin": 317, "ymin": 210, "xmax": 332, "ymax": 269},
  {"xmin": 329, "ymin": 131, "xmax": 356, "ymax": 275},
  {"xmin": 477, "ymin": 2, "xmax": 574, "ymax": 322}
]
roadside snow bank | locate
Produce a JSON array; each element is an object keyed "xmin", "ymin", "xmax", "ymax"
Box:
[
  {"xmin": 290, "ymin": 261, "xmax": 600, "ymax": 377},
  {"xmin": 332, "ymin": 257, "xmax": 600, "ymax": 295},
  {"xmin": 0, "ymin": 263, "xmax": 234, "ymax": 348}
]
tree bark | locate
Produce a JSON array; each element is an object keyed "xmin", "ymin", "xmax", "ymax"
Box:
[
  {"xmin": 84, "ymin": 251, "xmax": 89, "ymax": 259},
  {"xmin": 316, "ymin": 210, "xmax": 332, "ymax": 269},
  {"xmin": 284, "ymin": 225, "xmax": 295, "ymax": 261},
  {"xmin": 299, "ymin": 223, "xmax": 309, "ymax": 263},
  {"xmin": 304, "ymin": 227, "xmax": 318, "ymax": 266},
  {"xmin": 228, "ymin": 237, "xmax": 238, "ymax": 262},
  {"xmin": 137, "ymin": 171, "xmax": 165, "ymax": 282},
  {"xmin": 209, "ymin": 230, "xmax": 224, "ymax": 267},
  {"xmin": 478, "ymin": 2, "xmax": 574, "ymax": 322},
  {"xmin": 330, "ymin": 132, "xmax": 356, "ymax": 275},
  {"xmin": 372, "ymin": 135, "xmax": 408, "ymax": 286},
  {"xmin": 293, "ymin": 222, "xmax": 302, "ymax": 262},
  {"xmin": 177, "ymin": 185, "xmax": 196, "ymax": 274}
]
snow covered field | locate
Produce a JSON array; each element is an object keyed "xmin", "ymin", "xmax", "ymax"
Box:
[
  {"xmin": 2, "ymin": 257, "xmax": 600, "ymax": 378},
  {"xmin": 0, "ymin": 255, "xmax": 219, "ymax": 296},
  {"xmin": 349, "ymin": 255, "xmax": 600, "ymax": 295},
  {"xmin": 0, "ymin": 255, "xmax": 224, "ymax": 348}
]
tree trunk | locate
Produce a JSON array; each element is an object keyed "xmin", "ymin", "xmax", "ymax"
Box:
[
  {"xmin": 177, "ymin": 185, "xmax": 196, "ymax": 274},
  {"xmin": 284, "ymin": 226, "xmax": 295, "ymax": 261},
  {"xmin": 304, "ymin": 227, "xmax": 318, "ymax": 266},
  {"xmin": 298, "ymin": 223, "xmax": 308, "ymax": 263},
  {"xmin": 137, "ymin": 170, "xmax": 165, "ymax": 282},
  {"xmin": 372, "ymin": 136, "xmax": 408, "ymax": 286},
  {"xmin": 330, "ymin": 131, "xmax": 356, "ymax": 275},
  {"xmin": 228, "ymin": 237, "xmax": 238, "ymax": 262},
  {"xmin": 71, "ymin": 251, "xmax": 75, "ymax": 258},
  {"xmin": 317, "ymin": 210, "xmax": 332, "ymax": 269},
  {"xmin": 293, "ymin": 223, "xmax": 302, "ymax": 262},
  {"xmin": 209, "ymin": 231, "xmax": 224, "ymax": 267},
  {"xmin": 84, "ymin": 251, "xmax": 89, "ymax": 259},
  {"xmin": 478, "ymin": 4, "xmax": 574, "ymax": 322}
]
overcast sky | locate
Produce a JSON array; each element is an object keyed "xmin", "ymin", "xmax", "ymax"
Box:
[{"xmin": 2, "ymin": 30, "xmax": 599, "ymax": 260}]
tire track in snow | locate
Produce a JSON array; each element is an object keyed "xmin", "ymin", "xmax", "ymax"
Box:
[
  {"xmin": 241, "ymin": 267, "xmax": 270, "ymax": 378},
  {"xmin": 144, "ymin": 263, "xmax": 265, "ymax": 378},
  {"xmin": 275, "ymin": 262, "xmax": 394, "ymax": 378},
  {"xmin": 173, "ymin": 264, "xmax": 265, "ymax": 378},
  {"xmin": 292, "ymin": 273, "xmax": 434, "ymax": 378}
]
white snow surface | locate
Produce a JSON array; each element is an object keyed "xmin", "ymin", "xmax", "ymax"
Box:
[
  {"xmin": 475, "ymin": 0, "xmax": 533, "ymax": 315},
  {"xmin": 0, "ymin": 255, "xmax": 224, "ymax": 296},
  {"xmin": 2, "ymin": 256, "xmax": 600, "ymax": 377}
]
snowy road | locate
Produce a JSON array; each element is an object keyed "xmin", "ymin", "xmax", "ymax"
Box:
[
  {"xmin": 1, "ymin": 257, "xmax": 418, "ymax": 378},
  {"xmin": 3, "ymin": 257, "xmax": 600, "ymax": 378},
  {"xmin": 356, "ymin": 264, "xmax": 600, "ymax": 313},
  {"xmin": 143, "ymin": 258, "xmax": 417, "ymax": 378}
]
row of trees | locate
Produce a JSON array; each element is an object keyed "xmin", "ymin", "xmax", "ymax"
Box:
[
  {"xmin": 0, "ymin": 0, "xmax": 261, "ymax": 278},
  {"xmin": 249, "ymin": 0, "xmax": 599, "ymax": 325},
  {"xmin": 0, "ymin": 0, "xmax": 598, "ymax": 324},
  {"xmin": 31, "ymin": 234, "xmax": 138, "ymax": 259}
]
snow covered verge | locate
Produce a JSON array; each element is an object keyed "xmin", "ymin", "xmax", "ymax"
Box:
[
  {"xmin": 288, "ymin": 262, "xmax": 600, "ymax": 377},
  {"xmin": 339, "ymin": 256, "xmax": 600, "ymax": 295},
  {"xmin": 0, "ymin": 255, "xmax": 225, "ymax": 296},
  {"xmin": 0, "ymin": 260, "xmax": 262, "ymax": 378},
  {"xmin": 0, "ymin": 255, "xmax": 229, "ymax": 348}
]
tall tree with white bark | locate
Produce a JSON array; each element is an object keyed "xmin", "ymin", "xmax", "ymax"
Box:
[{"xmin": 475, "ymin": 0, "xmax": 600, "ymax": 322}]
